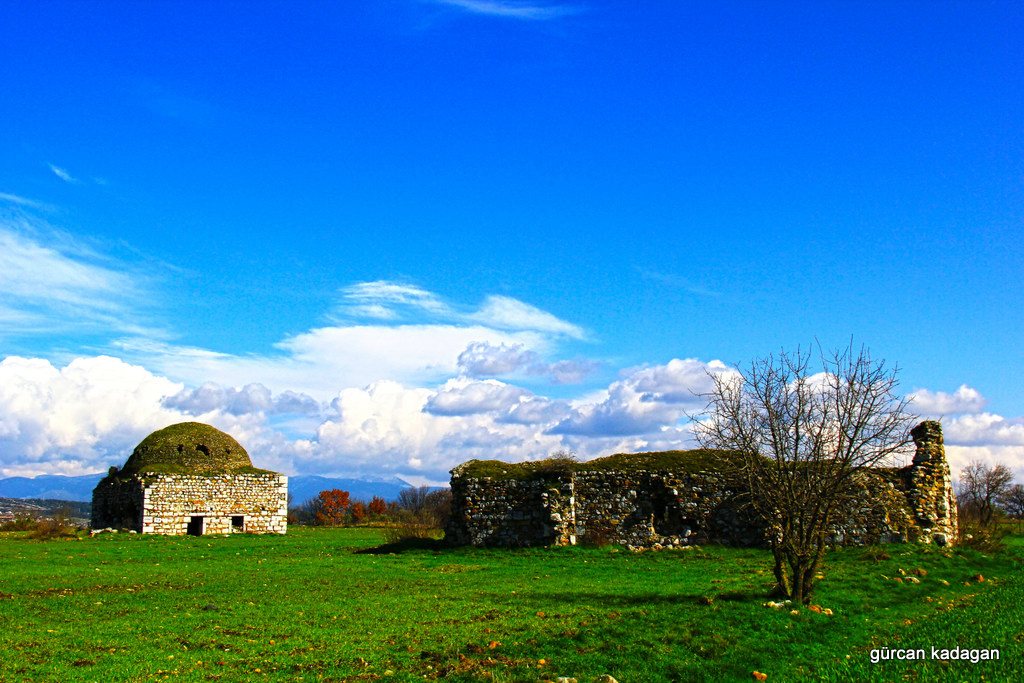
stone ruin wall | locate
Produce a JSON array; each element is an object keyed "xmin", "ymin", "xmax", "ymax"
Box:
[
  {"xmin": 446, "ymin": 421, "xmax": 958, "ymax": 550},
  {"xmin": 92, "ymin": 473, "xmax": 288, "ymax": 535}
]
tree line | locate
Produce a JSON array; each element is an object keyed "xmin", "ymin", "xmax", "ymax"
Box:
[{"xmin": 288, "ymin": 486, "xmax": 452, "ymax": 530}]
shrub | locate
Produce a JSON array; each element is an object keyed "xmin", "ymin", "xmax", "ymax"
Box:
[
  {"xmin": 381, "ymin": 520, "xmax": 439, "ymax": 544},
  {"xmin": 0, "ymin": 513, "xmax": 38, "ymax": 532},
  {"xmin": 532, "ymin": 449, "xmax": 578, "ymax": 478},
  {"xmin": 958, "ymin": 520, "xmax": 1007, "ymax": 553},
  {"xmin": 26, "ymin": 508, "xmax": 79, "ymax": 540}
]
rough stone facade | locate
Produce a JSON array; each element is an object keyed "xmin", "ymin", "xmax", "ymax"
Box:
[
  {"xmin": 447, "ymin": 421, "xmax": 957, "ymax": 550},
  {"xmin": 92, "ymin": 472, "xmax": 288, "ymax": 535},
  {"xmin": 91, "ymin": 422, "xmax": 288, "ymax": 536},
  {"xmin": 903, "ymin": 420, "xmax": 959, "ymax": 546}
]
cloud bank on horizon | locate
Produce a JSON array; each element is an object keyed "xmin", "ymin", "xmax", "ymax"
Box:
[{"xmin": 0, "ymin": 217, "xmax": 1021, "ymax": 484}]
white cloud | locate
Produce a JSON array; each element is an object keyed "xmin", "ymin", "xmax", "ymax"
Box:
[
  {"xmin": 0, "ymin": 355, "xmax": 321, "ymax": 478},
  {"xmin": 117, "ymin": 321, "xmax": 565, "ymax": 403},
  {"xmin": 498, "ymin": 396, "xmax": 572, "ymax": 425},
  {"xmin": 546, "ymin": 359, "xmax": 600, "ymax": 384},
  {"xmin": 458, "ymin": 341, "xmax": 540, "ymax": 376},
  {"xmin": 550, "ymin": 358, "xmax": 734, "ymax": 436},
  {"xmin": 337, "ymin": 281, "xmax": 451, "ymax": 319},
  {"xmin": 0, "ymin": 356, "xmax": 183, "ymax": 477},
  {"xmin": 435, "ymin": 0, "xmax": 577, "ymax": 20},
  {"xmin": 337, "ymin": 282, "xmax": 585, "ymax": 341},
  {"xmin": 908, "ymin": 384, "xmax": 987, "ymax": 415},
  {"xmin": 344, "ymin": 304, "xmax": 399, "ymax": 320},
  {"xmin": 456, "ymin": 341, "xmax": 598, "ymax": 384},
  {"xmin": 424, "ymin": 378, "xmax": 530, "ymax": 416},
  {"xmin": 945, "ymin": 444, "xmax": 1024, "ymax": 484},
  {"xmin": 48, "ymin": 164, "xmax": 77, "ymax": 183},
  {"xmin": 0, "ymin": 220, "xmax": 159, "ymax": 339},
  {"xmin": 0, "ymin": 193, "xmax": 46, "ymax": 209},
  {"xmin": 163, "ymin": 382, "xmax": 320, "ymax": 417},
  {"xmin": 470, "ymin": 295, "xmax": 587, "ymax": 339},
  {"xmin": 308, "ymin": 380, "xmax": 567, "ymax": 479},
  {"xmin": 943, "ymin": 412, "xmax": 1024, "ymax": 447}
]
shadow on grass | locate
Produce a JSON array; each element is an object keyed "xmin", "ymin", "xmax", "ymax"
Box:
[{"xmin": 356, "ymin": 537, "xmax": 447, "ymax": 555}]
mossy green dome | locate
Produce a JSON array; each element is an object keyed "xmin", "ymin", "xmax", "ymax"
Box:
[{"xmin": 121, "ymin": 422, "xmax": 257, "ymax": 475}]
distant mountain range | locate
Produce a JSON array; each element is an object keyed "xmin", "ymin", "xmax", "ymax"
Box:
[
  {"xmin": 0, "ymin": 474, "xmax": 102, "ymax": 502},
  {"xmin": 0, "ymin": 473, "xmax": 426, "ymax": 504}
]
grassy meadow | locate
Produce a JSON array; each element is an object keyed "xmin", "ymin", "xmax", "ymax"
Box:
[{"xmin": 1, "ymin": 527, "xmax": 1021, "ymax": 682}]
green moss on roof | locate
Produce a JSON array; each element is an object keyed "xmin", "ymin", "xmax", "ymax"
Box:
[
  {"xmin": 118, "ymin": 422, "xmax": 272, "ymax": 476},
  {"xmin": 454, "ymin": 449, "xmax": 743, "ymax": 481}
]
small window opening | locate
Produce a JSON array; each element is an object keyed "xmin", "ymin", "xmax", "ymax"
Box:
[
  {"xmin": 187, "ymin": 516, "xmax": 204, "ymax": 536},
  {"xmin": 232, "ymin": 516, "xmax": 244, "ymax": 532}
]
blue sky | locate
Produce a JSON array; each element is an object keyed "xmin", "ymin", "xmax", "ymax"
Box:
[{"xmin": 1, "ymin": 0, "xmax": 1022, "ymax": 484}]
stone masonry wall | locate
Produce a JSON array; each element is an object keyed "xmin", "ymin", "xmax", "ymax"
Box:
[
  {"xmin": 447, "ymin": 421, "xmax": 957, "ymax": 550},
  {"xmin": 91, "ymin": 477, "xmax": 146, "ymax": 530},
  {"xmin": 93, "ymin": 473, "xmax": 288, "ymax": 535},
  {"xmin": 572, "ymin": 470, "xmax": 762, "ymax": 549}
]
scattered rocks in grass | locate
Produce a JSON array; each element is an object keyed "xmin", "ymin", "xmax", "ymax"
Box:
[
  {"xmin": 594, "ymin": 676, "xmax": 619, "ymax": 683},
  {"xmin": 762, "ymin": 600, "xmax": 791, "ymax": 609},
  {"xmin": 906, "ymin": 576, "xmax": 921, "ymax": 584},
  {"xmin": 913, "ymin": 568, "xmax": 927, "ymax": 577},
  {"xmin": 752, "ymin": 671, "xmax": 768, "ymax": 681},
  {"xmin": 939, "ymin": 579, "xmax": 950, "ymax": 586},
  {"xmin": 971, "ymin": 574, "xmax": 985, "ymax": 583}
]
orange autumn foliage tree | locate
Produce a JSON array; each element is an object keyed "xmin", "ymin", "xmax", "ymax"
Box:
[
  {"xmin": 350, "ymin": 501, "xmax": 366, "ymax": 523},
  {"xmin": 315, "ymin": 489, "xmax": 351, "ymax": 526},
  {"xmin": 368, "ymin": 496, "xmax": 387, "ymax": 517}
]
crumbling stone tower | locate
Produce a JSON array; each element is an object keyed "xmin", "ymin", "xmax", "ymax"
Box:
[
  {"xmin": 91, "ymin": 422, "xmax": 287, "ymax": 535},
  {"xmin": 904, "ymin": 420, "xmax": 958, "ymax": 545}
]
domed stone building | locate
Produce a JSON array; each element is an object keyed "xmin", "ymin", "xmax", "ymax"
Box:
[{"xmin": 91, "ymin": 422, "xmax": 287, "ymax": 535}]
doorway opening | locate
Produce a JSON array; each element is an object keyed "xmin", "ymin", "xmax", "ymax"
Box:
[{"xmin": 187, "ymin": 516, "xmax": 204, "ymax": 536}]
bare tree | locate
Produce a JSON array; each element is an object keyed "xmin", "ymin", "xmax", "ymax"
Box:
[
  {"xmin": 397, "ymin": 486, "xmax": 452, "ymax": 528},
  {"xmin": 958, "ymin": 462, "xmax": 1014, "ymax": 527},
  {"xmin": 1000, "ymin": 483, "xmax": 1024, "ymax": 531},
  {"xmin": 694, "ymin": 343, "xmax": 916, "ymax": 604}
]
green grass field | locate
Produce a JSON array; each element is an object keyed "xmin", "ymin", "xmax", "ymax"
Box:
[{"xmin": 1, "ymin": 527, "xmax": 1020, "ymax": 682}]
